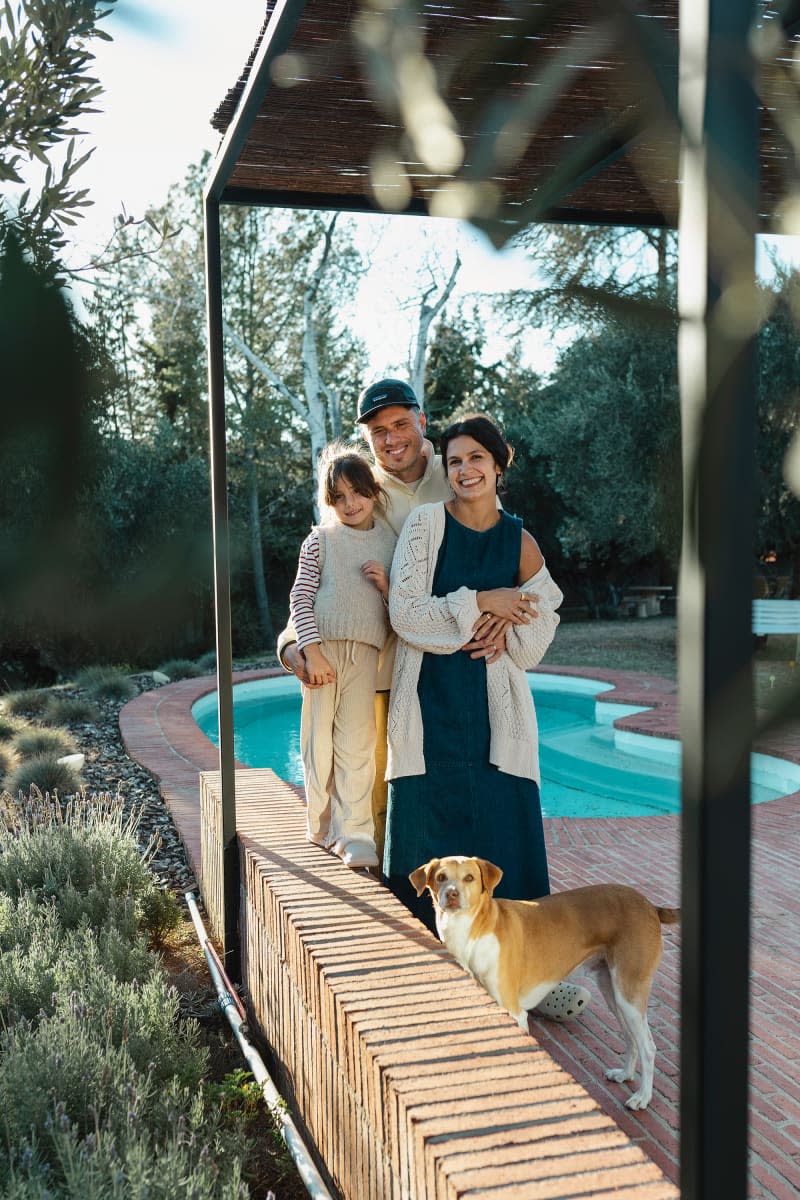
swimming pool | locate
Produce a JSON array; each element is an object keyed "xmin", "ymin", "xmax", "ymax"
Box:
[{"xmin": 191, "ymin": 673, "xmax": 798, "ymax": 818}]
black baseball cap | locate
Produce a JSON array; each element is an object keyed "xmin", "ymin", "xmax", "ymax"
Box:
[{"xmin": 357, "ymin": 378, "xmax": 420, "ymax": 423}]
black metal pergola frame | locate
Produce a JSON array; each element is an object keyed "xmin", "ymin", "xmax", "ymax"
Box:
[{"xmin": 203, "ymin": 3, "xmax": 762, "ymax": 1196}]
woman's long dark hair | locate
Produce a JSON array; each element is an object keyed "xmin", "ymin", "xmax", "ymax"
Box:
[{"xmin": 439, "ymin": 415, "xmax": 514, "ymax": 490}]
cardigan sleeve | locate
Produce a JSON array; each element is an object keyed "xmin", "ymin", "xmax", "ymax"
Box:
[
  {"xmin": 503, "ymin": 562, "xmax": 563, "ymax": 670},
  {"xmin": 388, "ymin": 505, "xmax": 481, "ymax": 653}
]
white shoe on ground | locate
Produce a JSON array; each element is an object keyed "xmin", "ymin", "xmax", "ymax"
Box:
[{"xmin": 336, "ymin": 839, "xmax": 379, "ymax": 870}]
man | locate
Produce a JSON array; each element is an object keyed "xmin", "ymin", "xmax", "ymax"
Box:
[
  {"xmin": 278, "ymin": 379, "xmax": 452, "ymax": 850},
  {"xmin": 278, "ymin": 379, "xmax": 589, "ymax": 1021}
]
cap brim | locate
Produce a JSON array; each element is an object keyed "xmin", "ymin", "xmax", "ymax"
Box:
[{"xmin": 357, "ymin": 400, "xmax": 419, "ymax": 423}]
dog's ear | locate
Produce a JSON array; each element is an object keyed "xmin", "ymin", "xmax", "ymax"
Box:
[
  {"xmin": 409, "ymin": 859, "xmax": 438, "ymax": 897},
  {"xmin": 477, "ymin": 859, "xmax": 503, "ymax": 895}
]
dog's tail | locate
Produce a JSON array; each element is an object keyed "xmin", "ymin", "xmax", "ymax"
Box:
[{"xmin": 657, "ymin": 906, "xmax": 680, "ymax": 925}]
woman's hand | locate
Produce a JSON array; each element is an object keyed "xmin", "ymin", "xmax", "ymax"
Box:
[
  {"xmin": 475, "ymin": 588, "xmax": 540, "ymax": 624},
  {"xmin": 361, "ymin": 559, "xmax": 389, "ymax": 600},
  {"xmin": 303, "ymin": 644, "xmax": 336, "ymax": 687}
]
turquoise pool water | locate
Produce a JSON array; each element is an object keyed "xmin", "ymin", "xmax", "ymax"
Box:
[{"xmin": 192, "ymin": 673, "xmax": 797, "ymax": 818}]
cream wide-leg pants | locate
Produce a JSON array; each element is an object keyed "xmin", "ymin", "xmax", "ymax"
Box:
[{"xmin": 299, "ymin": 638, "xmax": 379, "ymax": 853}]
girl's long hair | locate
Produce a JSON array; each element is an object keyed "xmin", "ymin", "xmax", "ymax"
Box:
[{"xmin": 316, "ymin": 440, "xmax": 388, "ymax": 522}]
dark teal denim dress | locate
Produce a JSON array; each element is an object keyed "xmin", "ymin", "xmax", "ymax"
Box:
[{"xmin": 384, "ymin": 508, "xmax": 550, "ymax": 934}]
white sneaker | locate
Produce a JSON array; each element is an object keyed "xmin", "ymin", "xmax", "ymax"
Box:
[
  {"xmin": 336, "ymin": 838, "xmax": 379, "ymax": 869},
  {"xmin": 533, "ymin": 982, "xmax": 591, "ymax": 1021}
]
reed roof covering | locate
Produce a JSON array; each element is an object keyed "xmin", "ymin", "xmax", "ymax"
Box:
[{"xmin": 211, "ymin": 1, "xmax": 796, "ymax": 229}]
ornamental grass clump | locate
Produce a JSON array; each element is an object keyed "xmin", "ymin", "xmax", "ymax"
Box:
[
  {"xmin": 74, "ymin": 665, "xmax": 137, "ymax": 702},
  {"xmin": 0, "ymin": 743, "xmax": 15, "ymax": 778},
  {"xmin": 3, "ymin": 753, "xmax": 82, "ymax": 799},
  {"xmin": 0, "ymin": 713, "xmax": 23, "ymax": 742},
  {"xmin": 12, "ymin": 726, "xmax": 77, "ymax": 761},
  {"xmin": 156, "ymin": 658, "xmax": 203, "ymax": 681},
  {"xmin": 42, "ymin": 693, "xmax": 101, "ymax": 726},
  {"xmin": 2, "ymin": 688, "xmax": 50, "ymax": 717}
]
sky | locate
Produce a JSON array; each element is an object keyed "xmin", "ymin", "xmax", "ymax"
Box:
[
  {"xmin": 62, "ymin": 0, "xmax": 799, "ymax": 379},
  {"xmin": 68, "ymin": 0, "xmax": 547, "ymax": 376}
]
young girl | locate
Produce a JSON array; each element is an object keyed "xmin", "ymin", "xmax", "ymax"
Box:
[{"xmin": 289, "ymin": 441, "xmax": 397, "ymax": 869}]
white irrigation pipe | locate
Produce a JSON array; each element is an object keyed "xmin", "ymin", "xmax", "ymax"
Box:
[{"xmin": 185, "ymin": 892, "xmax": 333, "ymax": 1200}]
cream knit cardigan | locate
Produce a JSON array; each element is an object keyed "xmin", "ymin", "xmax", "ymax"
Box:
[{"xmin": 386, "ymin": 502, "xmax": 563, "ymax": 783}]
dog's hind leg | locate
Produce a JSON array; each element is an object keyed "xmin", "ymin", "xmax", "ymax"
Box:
[
  {"xmin": 613, "ymin": 989, "xmax": 656, "ymax": 1110},
  {"xmin": 592, "ymin": 963, "xmax": 639, "ymax": 1087}
]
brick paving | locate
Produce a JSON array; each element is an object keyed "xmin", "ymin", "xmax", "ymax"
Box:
[{"xmin": 119, "ymin": 666, "xmax": 800, "ymax": 1199}]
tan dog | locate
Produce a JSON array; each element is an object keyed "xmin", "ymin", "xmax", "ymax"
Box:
[{"xmin": 409, "ymin": 855, "xmax": 679, "ymax": 1110}]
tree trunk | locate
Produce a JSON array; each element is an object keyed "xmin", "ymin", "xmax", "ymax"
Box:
[
  {"xmin": 247, "ymin": 457, "xmax": 274, "ymax": 646},
  {"xmin": 656, "ymin": 228, "xmax": 668, "ymax": 299},
  {"xmin": 790, "ymin": 545, "xmax": 800, "ymax": 599},
  {"xmin": 409, "ymin": 254, "xmax": 462, "ymax": 403}
]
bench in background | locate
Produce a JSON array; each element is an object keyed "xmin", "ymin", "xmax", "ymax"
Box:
[{"xmin": 752, "ymin": 598, "xmax": 800, "ymax": 657}]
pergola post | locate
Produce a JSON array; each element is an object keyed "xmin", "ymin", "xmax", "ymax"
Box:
[
  {"xmin": 204, "ymin": 194, "xmax": 240, "ymax": 976},
  {"xmin": 677, "ymin": 2, "xmax": 758, "ymax": 1196},
  {"xmin": 202, "ymin": 0, "xmax": 310, "ymax": 975}
]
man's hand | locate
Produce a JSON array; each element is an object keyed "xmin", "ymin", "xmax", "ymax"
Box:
[
  {"xmin": 463, "ymin": 616, "xmax": 509, "ymax": 664},
  {"xmin": 303, "ymin": 644, "xmax": 336, "ymax": 687},
  {"xmin": 282, "ymin": 642, "xmax": 325, "ymax": 689}
]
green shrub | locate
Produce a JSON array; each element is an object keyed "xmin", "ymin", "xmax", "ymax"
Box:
[
  {"xmin": 3, "ymin": 754, "xmax": 82, "ymax": 799},
  {"xmin": 2, "ymin": 1089, "xmax": 248, "ymax": 1198},
  {"xmin": 139, "ymin": 887, "xmax": 183, "ymax": 948},
  {"xmin": 196, "ymin": 651, "xmax": 217, "ymax": 673},
  {"xmin": 156, "ymin": 658, "xmax": 203, "ymax": 681},
  {"xmin": 2, "ymin": 689, "xmax": 50, "ymax": 717},
  {"xmin": 0, "ymin": 790, "xmax": 251, "ymax": 1199},
  {"xmin": 0, "ymin": 792, "xmax": 155, "ymax": 915},
  {"xmin": 0, "ymin": 901, "xmax": 156, "ymax": 1026},
  {"xmin": 74, "ymin": 665, "xmax": 137, "ymax": 701},
  {"xmin": 12, "ymin": 727, "xmax": 77, "ymax": 760},
  {"xmin": 42, "ymin": 694, "xmax": 101, "ymax": 726},
  {"xmin": 0, "ymin": 1010, "xmax": 216, "ymax": 1170}
]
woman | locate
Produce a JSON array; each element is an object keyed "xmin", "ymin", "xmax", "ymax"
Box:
[{"xmin": 384, "ymin": 414, "xmax": 559, "ymax": 923}]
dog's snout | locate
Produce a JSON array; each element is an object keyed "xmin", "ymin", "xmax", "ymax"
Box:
[{"xmin": 439, "ymin": 880, "xmax": 462, "ymax": 910}]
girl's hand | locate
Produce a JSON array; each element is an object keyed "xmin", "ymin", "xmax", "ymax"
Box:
[
  {"xmin": 303, "ymin": 644, "xmax": 336, "ymax": 686},
  {"xmin": 361, "ymin": 559, "xmax": 389, "ymax": 600},
  {"xmin": 475, "ymin": 588, "xmax": 540, "ymax": 624}
]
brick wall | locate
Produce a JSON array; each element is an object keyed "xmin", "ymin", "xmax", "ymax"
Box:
[{"xmin": 200, "ymin": 768, "xmax": 678, "ymax": 1200}]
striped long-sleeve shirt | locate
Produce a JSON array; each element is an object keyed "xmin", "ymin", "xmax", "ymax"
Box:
[{"xmin": 289, "ymin": 529, "xmax": 323, "ymax": 650}]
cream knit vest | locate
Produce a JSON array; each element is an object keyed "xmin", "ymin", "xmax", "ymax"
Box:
[{"xmin": 316, "ymin": 519, "xmax": 396, "ymax": 650}]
